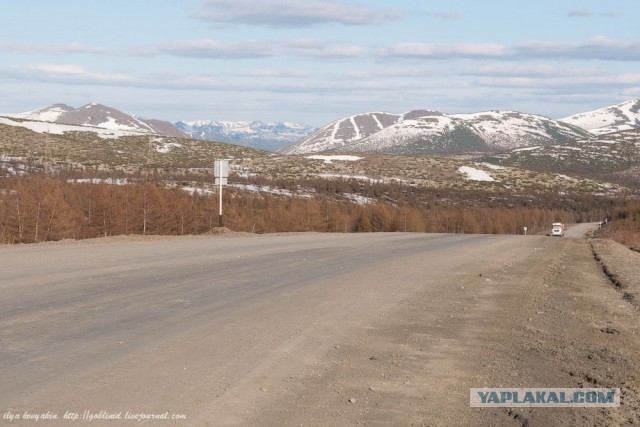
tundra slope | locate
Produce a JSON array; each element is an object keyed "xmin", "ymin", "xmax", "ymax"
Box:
[{"xmin": 280, "ymin": 109, "xmax": 591, "ymax": 155}]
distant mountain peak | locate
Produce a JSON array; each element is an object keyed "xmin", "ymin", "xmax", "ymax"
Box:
[
  {"xmin": 4, "ymin": 103, "xmax": 186, "ymax": 138},
  {"xmin": 560, "ymin": 99, "xmax": 640, "ymax": 135},
  {"xmin": 403, "ymin": 110, "xmax": 444, "ymax": 120},
  {"xmin": 6, "ymin": 104, "xmax": 75, "ymax": 122}
]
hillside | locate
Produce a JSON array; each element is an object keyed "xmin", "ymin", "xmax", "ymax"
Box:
[
  {"xmin": 0, "ymin": 117, "xmax": 268, "ymax": 172},
  {"xmin": 0, "ymin": 114, "xmax": 627, "ymax": 199},
  {"xmin": 281, "ymin": 110, "xmax": 591, "ymax": 155},
  {"xmin": 561, "ymin": 100, "xmax": 640, "ymax": 135},
  {"xmin": 483, "ymin": 129, "xmax": 640, "ymax": 187}
]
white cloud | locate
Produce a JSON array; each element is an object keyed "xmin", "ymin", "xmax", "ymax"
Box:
[
  {"xmin": 378, "ymin": 37, "xmax": 640, "ymax": 62},
  {"xmin": 476, "ymin": 72, "xmax": 640, "ymax": 89},
  {"xmin": 0, "ymin": 43, "xmax": 112, "ymax": 55},
  {"xmin": 7, "ymin": 64, "xmax": 130, "ymax": 85},
  {"xmin": 4, "ymin": 36, "xmax": 639, "ymax": 63},
  {"xmin": 147, "ymin": 39, "xmax": 276, "ymax": 58},
  {"xmin": 241, "ymin": 69, "xmax": 310, "ymax": 78},
  {"xmin": 380, "ymin": 42, "xmax": 509, "ymax": 59},
  {"xmin": 469, "ymin": 64, "xmax": 602, "ymax": 78},
  {"xmin": 194, "ymin": 0, "xmax": 402, "ymax": 27},
  {"xmin": 515, "ymin": 37, "xmax": 640, "ymax": 61},
  {"xmin": 285, "ymin": 39, "xmax": 367, "ymax": 58}
]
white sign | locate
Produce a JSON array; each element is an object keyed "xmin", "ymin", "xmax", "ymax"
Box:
[{"xmin": 214, "ymin": 160, "xmax": 229, "ymax": 185}]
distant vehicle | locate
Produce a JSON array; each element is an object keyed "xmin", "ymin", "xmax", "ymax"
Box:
[{"xmin": 551, "ymin": 222, "xmax": 565, "ymax": 237}]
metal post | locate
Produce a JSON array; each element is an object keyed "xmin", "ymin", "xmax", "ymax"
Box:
[
  {"xmin": 214, "ymin": 159, "xmax": 228, "ymax": 229},
  {"xmin": 219, "ymin": 174, "xmax": 223, "ymax": 227}
]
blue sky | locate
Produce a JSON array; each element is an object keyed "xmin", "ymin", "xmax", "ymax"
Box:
[{"xmin": 1, "ymin": 0, "xmax": 639, "ymax": 126}]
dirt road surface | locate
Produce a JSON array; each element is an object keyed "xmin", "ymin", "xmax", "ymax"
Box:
[{"xmin": 1, "ymin": 229, "xmax": 639, "ymax": 426}]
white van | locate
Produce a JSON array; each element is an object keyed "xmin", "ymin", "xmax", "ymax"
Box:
[{"xmin": 551, "ymin": 223, "xmax": 565, "ymax": 237}]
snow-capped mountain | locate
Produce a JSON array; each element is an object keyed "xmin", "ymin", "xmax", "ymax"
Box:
[
  {"xmin": 7, "ymin": 103, "xmax": 75, "ymax": 122},
  {"xmin": 560, "ymin": 100, "xmax": 640, "ymax": 136},
  {"xmin": 175, "ymin": 120, "xmax": 316, "ymax": 152},
  {"xmin": 280, "ymin": 110, "xmax": 591, "ymax": 155},
  {"xmin": 4, "ymin": 103, "xmax": 186, "ymax": 138}
]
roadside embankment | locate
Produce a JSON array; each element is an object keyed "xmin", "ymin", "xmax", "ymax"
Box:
[{"xmin": 591, "ymin": 238, "xmax": 640, "ymax": 309}]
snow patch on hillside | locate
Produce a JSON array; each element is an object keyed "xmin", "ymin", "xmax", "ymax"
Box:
[
  {"xmin": 306, "ymin": 155, "xmax": 363, "ymax": 164},
  {"xmin": 343, "ymin": 193, "xmax": 374, "ymax": 205},
  {"xmin": 561, "ymin": 100, "xmax": 640, "ymax": 135},
  {"xmin": 458, "ymin": 166, "xmax": 495, "ymax": 182},
  {"xmin": 0, "ymin": 116, "xmax": 143, "ymax": 139},
  {"xmin": 153, "ymin": 138, "xmax": 183, "ymax": 153},
  {"xmin": 477, "ymin": 162, "xmax": 505, "ymax": 170},
  {"xmin": 6, "ymin": 104, "xmax": 72, "ymax": 122},
  {"xmin": 512, "ymin": 146, "xmax": 542, "ymax": 152}
]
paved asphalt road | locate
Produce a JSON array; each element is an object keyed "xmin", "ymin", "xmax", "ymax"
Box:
[{"xmin": 0, "ymin": 227, "xmax": 606, "ymax": 425}]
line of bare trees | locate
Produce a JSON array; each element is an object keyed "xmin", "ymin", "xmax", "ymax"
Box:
[
  {"xmin": 0, "ymin": 175, "xmax": 620, "ymax": 244},
  {"xmin": 597, "ymin": 203, "xmax": 640, "ymax": 250}
]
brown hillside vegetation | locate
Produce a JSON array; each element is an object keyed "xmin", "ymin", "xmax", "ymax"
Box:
[
  {"xmin": 0, "ymin": 174, "xmax": 623, "ymax": 244},
  {"xmin": 597, "ymin": 203, "xmax": 640, "ymax": 250}
]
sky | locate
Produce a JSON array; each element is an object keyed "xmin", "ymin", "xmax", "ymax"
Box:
[{"xmin": 1, "ymin": 0, "xmax": 639, "ymax": 127}]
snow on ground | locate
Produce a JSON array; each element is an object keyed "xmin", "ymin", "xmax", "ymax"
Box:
[
  {"xmin": 316, "ymin": 173, "xmax": 384, "ymax": 183},
  {"xmin": 229, "ymin": 164, "xmax": 258, "ymax": 178},
  {"xmin": 67, "ymin": 178, "xmax": 129, "ymax": 185},
  {"xmin": 342, "ymin": 193, "xmax": 374, "ymax": 205},
  {"xmin": 183, "ymin": 183, "xmax": 374, "ymax": 204},
  {"xmin": 181, "ymin": 186, "xmax": 216, "ymax": 196},
  {"xmin": 477, "ymin": 162, "xmax": 505, "ymax": 170},
  {"xmin": 153, "ymin": 138, "xmax": 183, "ymax": 153},
  {"xmin": 512, "ymin": 146, "xmax": 542, "ymax": 152},
  {"xmin": 0, "ymin": 116, "xmax": 147, "ymax": 139},
  {"xmin": 229, "ymin": 184, "xmax": 296, "ymax": 197},
  {"xmin": 5, "ymin": 105, "xmax": 70, "ymax": 122},
  {"xmin": 230, "ymin": 184, "xmax": 318, "ymax": 198},
  {"xmin": 2, "ymin": 166, "xmax": 26, "ymax": 176},
  {"xmin": 0, "ymin": 154, "xmax": 24, "ymax": 161},
  {"xmin": 306, "ymin": 155, "xmax": 363, "ymax": 164},
  {"xmin": 458, "ymin": 166, "xmax": 495, "ymax": 182}
]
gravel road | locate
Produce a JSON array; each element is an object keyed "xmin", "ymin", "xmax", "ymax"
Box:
[{"xmin": 1, "ymin": 229, "xmax": 639, "ymax": 426}]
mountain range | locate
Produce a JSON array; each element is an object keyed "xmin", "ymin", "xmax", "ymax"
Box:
[
  {"xmin": 3, "ymin": 100, "xmax": 640, "ymax": 157},
  {"xmin": 174, "ymin": 120, "xmax": 316, "ymax": 151},
  {"xmin": 279, "ymin": 110, "xmax": 592, "ymax": 155},
  {"xmin": 2, "ymin": 103, "xmax": 315, "ymax": 151}
]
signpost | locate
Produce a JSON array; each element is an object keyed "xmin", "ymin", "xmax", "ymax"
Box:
[{"xmin": 214, "ymin": 160, "xmax": 229, "ymax": 227}]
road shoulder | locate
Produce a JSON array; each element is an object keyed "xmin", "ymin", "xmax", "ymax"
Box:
[{"xmin": 247, "ymin": 236, "xmax": 640, "ymax": 426}]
